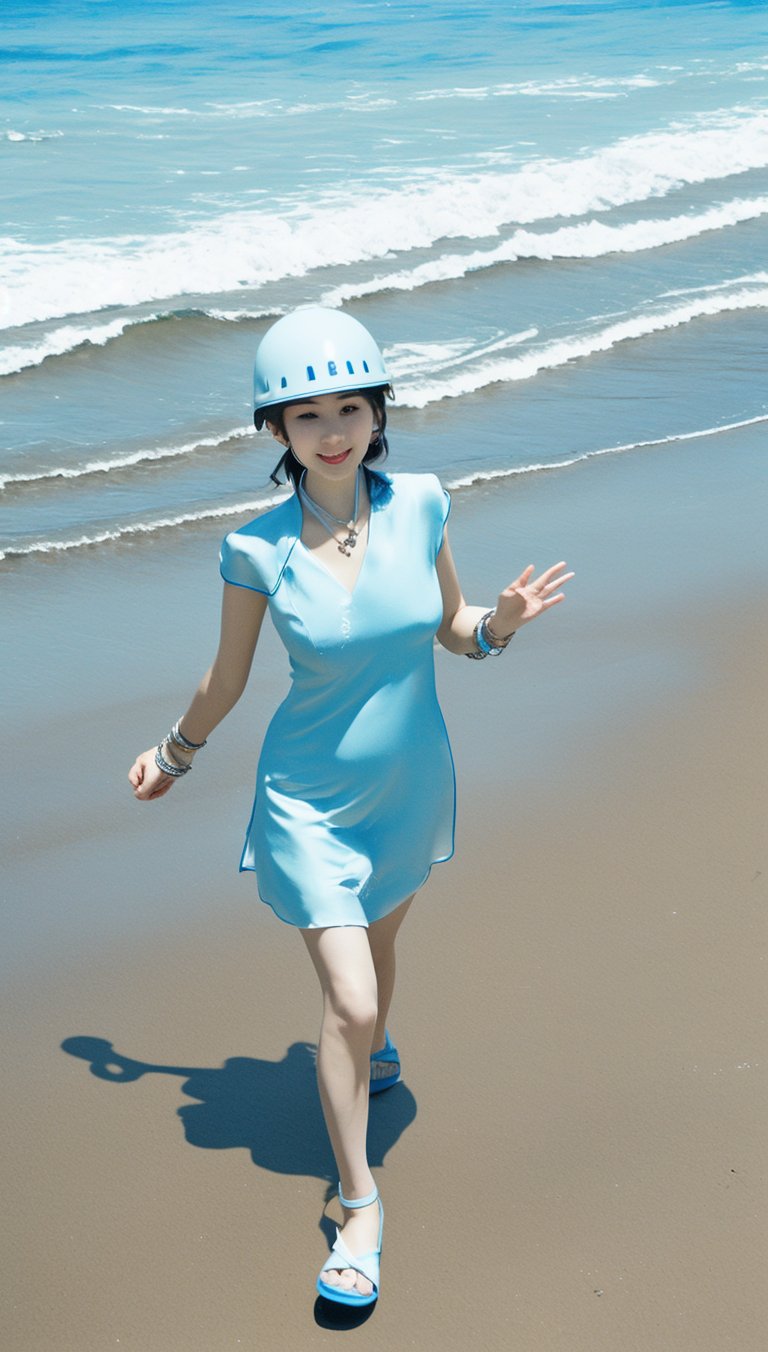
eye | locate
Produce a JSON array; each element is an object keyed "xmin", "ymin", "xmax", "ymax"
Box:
[
  {"xmin": 294, "ymin": 410, "xmax": 317, "ymax": 421},
  {"xmin": 340, "ymin": 403, "xmax": 361, "ymax": 414}
]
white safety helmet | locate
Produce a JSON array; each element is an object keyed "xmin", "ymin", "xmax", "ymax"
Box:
[{"xmin": 253, "ymin": 306, "xmax": 391, "ymax": 429}]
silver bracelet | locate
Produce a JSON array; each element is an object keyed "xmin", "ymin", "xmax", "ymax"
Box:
[
  {"xmin": 466, "ymin": 611, "xmax": 493, "ymax": 659},
  {"xmin": 482, "ymin": 612, "xmax": 516, "ymax": 650},
  {"xmin": 155, "ymin": 742, "xmax": 192, "ymax": 777},
  {"xmin": 465, "ymin": 643, "xmax": 487, "ymax": 660},
  {"xmin": 169, "ymin": 720, "xmax": 207, "ymax": 751},
  {"xmin": 465, "ymin": 610, "xmax": 516, "ymax": 659}
]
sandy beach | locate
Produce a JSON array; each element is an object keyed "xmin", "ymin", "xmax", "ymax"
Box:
[{"xmin": 3, "ymin": 427, "xmax": 767, "ymax": 1351}]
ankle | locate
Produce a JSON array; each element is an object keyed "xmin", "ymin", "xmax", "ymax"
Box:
[
  {"xmin": 371, "ymin": 1026, "xmax": 388, "ymax": 1055},
  {"xmin": 339, "ymin": 1176, "xmax": 376, "ymax": 1207}
]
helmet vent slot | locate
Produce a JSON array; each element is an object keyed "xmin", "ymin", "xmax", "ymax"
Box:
[{"xmin": 306, "ymin": 365, "xmax": 316, "ymax": 381}]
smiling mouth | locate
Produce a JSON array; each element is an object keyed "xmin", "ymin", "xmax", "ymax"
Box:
[{"xmin": 318, "ymin": 449, "xmax": 352, "ymax": 464}]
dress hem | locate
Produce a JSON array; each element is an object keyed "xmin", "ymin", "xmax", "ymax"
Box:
[{"xmin": 239, "ymin": 845, "xmax": 456, "ymax": 930}]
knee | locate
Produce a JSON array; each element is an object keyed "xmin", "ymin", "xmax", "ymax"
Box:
[{"xmin": 326, "ymin": 978, "xmax": 378, "ymax": 1037}]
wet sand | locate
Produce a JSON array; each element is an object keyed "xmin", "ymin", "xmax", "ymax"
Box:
[{"xmin": 3, "ymin": 431, "xmax": 767, "ymax": 1350}]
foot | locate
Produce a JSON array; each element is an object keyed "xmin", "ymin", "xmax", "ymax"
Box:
[{"xmin": 321, "ymin": 1197, "xmax": 381, "ymax": 1298}]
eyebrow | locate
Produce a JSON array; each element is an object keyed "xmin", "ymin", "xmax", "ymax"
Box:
[{"xmin": 290, "ymin": 393, "xmax": 358, "ymax": 406}]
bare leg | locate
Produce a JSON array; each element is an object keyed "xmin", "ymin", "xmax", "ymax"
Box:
[
  {"xmin": 368, "ymin": 894, "xmax": 413, "ymax": 1056},
  {"xmin": 301, "ymin": 924, "xmax": 380, "ymax": 1296}
]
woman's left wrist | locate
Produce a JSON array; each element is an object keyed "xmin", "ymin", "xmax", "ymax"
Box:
[{"xmin": 485, "ymin": 611, "xmax": 516, "ymax": 644}]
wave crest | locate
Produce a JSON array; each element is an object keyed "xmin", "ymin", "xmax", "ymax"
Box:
[{"xmin": 3, "ymin": 109, "xmax": 768, "ymax": 328}]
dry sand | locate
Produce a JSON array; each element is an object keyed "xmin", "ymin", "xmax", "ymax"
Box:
[{"xmin": 3, "ymin": 445, "xmax": 767, "ymax": 1351}]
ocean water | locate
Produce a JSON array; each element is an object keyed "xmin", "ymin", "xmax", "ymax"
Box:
[{"xmin": 1, "ymin": 0, "xmax": 767, "ymax": 560}]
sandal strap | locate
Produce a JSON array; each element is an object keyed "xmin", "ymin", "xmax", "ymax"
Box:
[
  {"xmin": 370, "ymin": 1030, "xmax": 399, "ymax": 1066},
  {"xmin": 338, "ymin": 1183, "xmax": 378, "ymax": 1209},
  {"xmin": 319, "ymin": 1227, "xmax": 381, "ymax": 1291}
]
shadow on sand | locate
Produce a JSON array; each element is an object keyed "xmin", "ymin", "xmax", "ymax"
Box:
[{"xmin": 61, "ymin": 1035, "xmax": 417, "ymax": 1327}]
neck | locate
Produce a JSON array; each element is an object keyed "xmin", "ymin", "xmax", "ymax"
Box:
[{"xmin": 301, "ymin": 467, "xmax": 363, "ymax": 520}]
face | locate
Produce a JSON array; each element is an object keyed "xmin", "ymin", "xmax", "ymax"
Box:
[{"xmin": 269, "ymin": 391, "xmax": 376, "ymax": 485}]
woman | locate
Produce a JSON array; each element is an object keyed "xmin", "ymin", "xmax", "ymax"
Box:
[{"xmin": 129, "ymin": 306, "xmax": 572, "ymax": 1307}]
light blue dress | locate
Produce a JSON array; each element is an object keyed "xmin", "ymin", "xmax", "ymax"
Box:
[{"xmin": 219, "ymin": 470, "xmax": 456, "ymax": 928}]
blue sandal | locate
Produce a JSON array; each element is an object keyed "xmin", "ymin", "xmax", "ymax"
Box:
[
  {"xmin": 316, "ymin": 1184, "xmax": 384, "ymax": 1307},
  {"xmin": 369, "ymin": 1030, "xmax": 400, "ymax": 1095}
]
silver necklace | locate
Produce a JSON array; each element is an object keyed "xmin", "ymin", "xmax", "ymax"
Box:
[{"xmin": 299, "ymin": 469, "xmax": 361, "ymax": 556}]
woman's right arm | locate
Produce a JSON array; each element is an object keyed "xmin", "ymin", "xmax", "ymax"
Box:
[{"xmin": 128, "ymin": 582, "xmax": 269, "ymax": 801}]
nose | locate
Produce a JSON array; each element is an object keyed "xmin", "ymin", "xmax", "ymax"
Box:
[{"xmin": 320, "ymin": 420, "xmax": 344, "ymax": 445}]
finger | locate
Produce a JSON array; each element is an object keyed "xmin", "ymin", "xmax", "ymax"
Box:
[
  {"xmin": 502, "ymin": 564, "xmax": 535, "ymax": 594},
  {"xmin": 533, "ymin": 561, "xmax": 568, "ymax": 588},
  {"xmin": 541, "ymin": 593, "xmax": 565, "ymax": 608},
  {"xmin": 541, "ymin": 571, "xmax": 574, "ymax": 594}
]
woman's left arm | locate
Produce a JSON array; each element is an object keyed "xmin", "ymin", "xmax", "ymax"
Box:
[{"xmin": 435, "ymin": 528, "xmax": 573, "ymax": 655}]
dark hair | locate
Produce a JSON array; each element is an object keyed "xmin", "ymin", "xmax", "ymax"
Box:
[{"xmin": 265, "ymin": 385, "xmax": 393, "ymax": 490}]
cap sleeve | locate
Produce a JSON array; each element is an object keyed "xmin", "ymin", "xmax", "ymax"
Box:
[
  {"xmin": 425, "ymin": 473, "xmax": 451, "ymax": 560},
  {"xmin": 219, "ymin": 531, "xmax": 270, "ymax": 594},
  {"xmin": 218, "ymin": 493, "xmax": 303, "ymax": 595}
]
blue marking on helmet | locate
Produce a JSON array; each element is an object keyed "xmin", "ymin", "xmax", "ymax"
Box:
[
  {"xmin": 362, "ymin": 360, "xmax": 370, "ymax": 373},
  {"xmin": 306, "ymin": 365, "xmax": 316, "ymax": 381},
  {"xmin": 280, "ymin": 376, "xmax": 287, "ymax": 389},
  {"xmin": 346, "ymin": 360, "xmax": 355, "ymax": 374},
  {"xmin": 327, "ymin": 360, "xmax": 337, "ymax": 376}
]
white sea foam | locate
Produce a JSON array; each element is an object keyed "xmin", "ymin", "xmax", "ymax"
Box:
[
  {"xmin": 109, "ymin": 104, "xmax": 200, "ymax": 116},
  {"xmin": 202, "ymin": 305, "xmax": 283, "ymax": 323},
  {"xmin": 657, "ymin": 270, "xmax": 768, "ymax": 299},
  {"xmin": 0, "ymin": 427, "xmax": 254, "ymax": 491},
  {"xmin": 0, "ymin": 492, "xmax": 290, "ymax": 560},
  {"xmin": 3, "ymin": 129, "xmax": 63, "ymax": 142},
  {"xmin": 0, "ymin": 306, "xmax": 280, "ymax": 377},
  {"xmin": 411, "ymin": 74, "xmax": 661, "ymax": 101},
  {"xmin": 108, "ymin": 92, "xmax": 397, "ymax": 120},
  {"xmin": 386, "ymin": 330, "xmax": 538, "ymax": 379},
  {"xmin": 445, "ymin": 413, "xmax": 768, "ymax": 490},
  {"xmin": 0, "ymin": 318, "xmax": 134, "ymax": 377},
  {"xmin": 322, "ymin": 197, "xmax": 768, "ymax": 306},
  {"xmin": 4, "ymin": 109, "xmax": 768, "ymax": 328},
  {"xmin": 396, "ymin": 283, "xmax": 768, "ymax": 407}
]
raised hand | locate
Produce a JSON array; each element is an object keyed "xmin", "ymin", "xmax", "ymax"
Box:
[{"xmin": 491, "ymin": 561, "xmax": 573, "ymax": 637}]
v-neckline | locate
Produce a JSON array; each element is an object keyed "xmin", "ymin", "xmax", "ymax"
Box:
[{"xmin": 296, "ymin": 505, "xmax": 372, "ymax": 600}]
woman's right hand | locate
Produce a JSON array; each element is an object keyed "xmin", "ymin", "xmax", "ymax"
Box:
[{"xmin": 128, "ymin": 747, "xmax": 179, "ymax": 801}]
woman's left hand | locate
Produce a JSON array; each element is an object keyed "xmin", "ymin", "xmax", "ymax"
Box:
[{"xmin": 491, "ymin": 561, "xmax": 574, "ymax": 637}]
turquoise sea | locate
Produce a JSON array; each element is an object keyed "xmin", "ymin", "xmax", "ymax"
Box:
[{"xmin": 1, "ymin": 0, "xmax": 766, "ymax": 559}]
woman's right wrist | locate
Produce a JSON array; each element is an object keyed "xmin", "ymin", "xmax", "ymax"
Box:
[
  {"xmin": 154, "ymin": 719, "xmax": 208, "ymax": 777},
  {"xmin": 160, "ymin": 737, "xmax": 196, "ymax": 768}
]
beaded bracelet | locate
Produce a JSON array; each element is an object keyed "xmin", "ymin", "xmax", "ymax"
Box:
[
  {"xmin": 466, "ymin": 611, "xmax": 492, "ymax": 659},
  {"xmin": 482, "ymin": 613, "xmax": 515, "ymax": 650},
  {"xmin": 465, "ymin": 610, "xmax": 516, "ymax": 659},
  {"xmin": 155, "ymin": 742, "xmax": 192, "ymax": 777}
]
